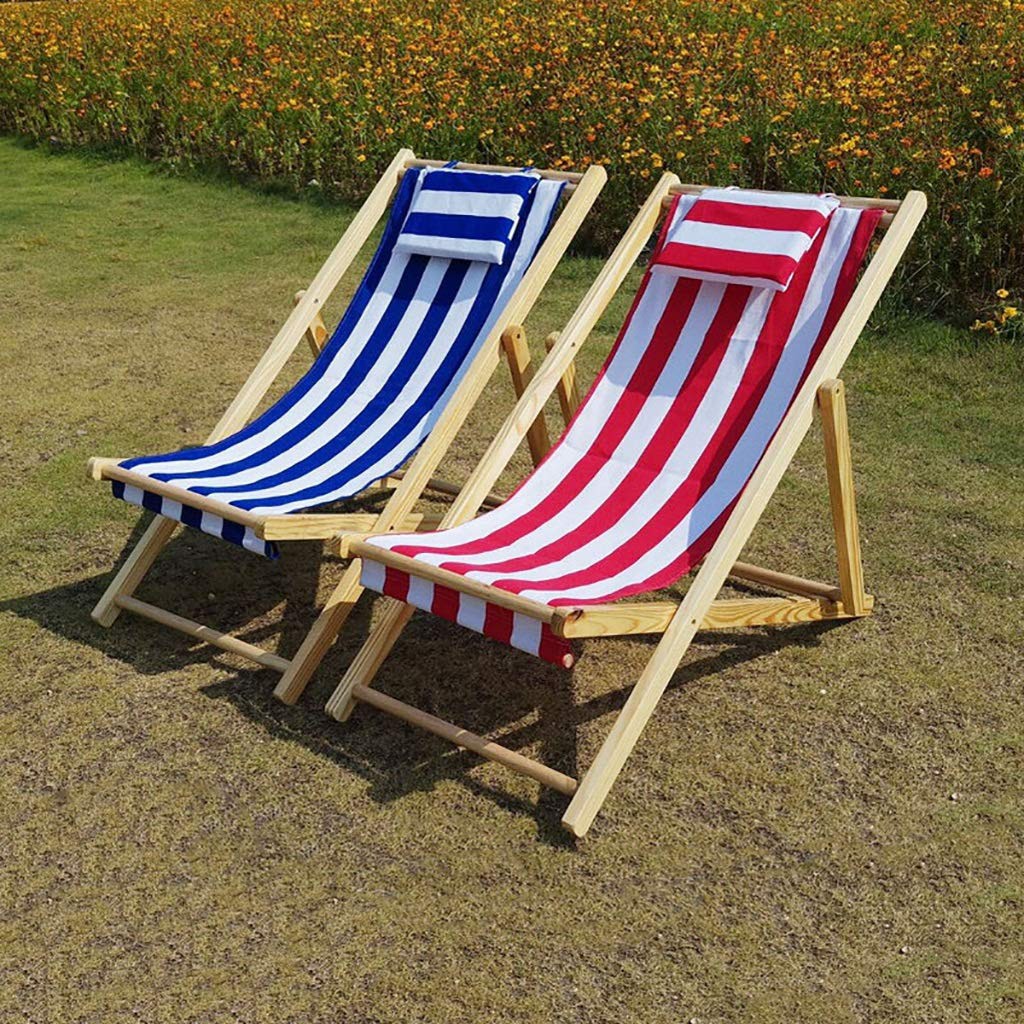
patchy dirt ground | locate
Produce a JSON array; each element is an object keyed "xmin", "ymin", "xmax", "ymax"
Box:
[{"xmin": 1, "ymin": 140, "xmax": 1021, "ymax": 1023}]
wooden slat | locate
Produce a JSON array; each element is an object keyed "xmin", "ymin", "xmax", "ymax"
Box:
[
  {"xmin": 258, "ymin": 511, "xmax": 444, "ymax": 542},
  {"xmin": 115, "ymin": 595, "xmax": 290, "ymax": 672},
  {"xmin": 91, "ymin": 461, "xmax": 265, "ymax": 531},
  {"xmin": 818, "ymin": 379, "xmax": 870, "ymax": 615},
  {"xmin": 350, "ymin": 684, "xmax": 578, "ymax": 795},
  {"xmin": 559, "ymin": 595, "xmax": 873, "ymax": 638},
  {"xmin": 728, "ymin": 560, "xmax": 842, "ymax": 601}
]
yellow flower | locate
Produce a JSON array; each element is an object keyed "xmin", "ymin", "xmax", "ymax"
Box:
[{"xmin": 996, "ymin": 288, "xmax": 1009, "ymax": 299}]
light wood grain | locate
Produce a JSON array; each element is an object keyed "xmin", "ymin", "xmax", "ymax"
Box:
[
  {"xmin": 559, "ymin": 595, "xmax": 873, "ymax": 638},
  {"xmin": 501, "ymin": 325, "xmax": 552, "ymax": 465},
  {"xmin": 258, "ymin": 511, "xmax": 444, "ymax": 542},
  {"xmin": 728, "ymin": 560, "xmax": 843, "ymax": 601},
  {"xmin": 818, "ymin": 379, "xmax": 870, "ymax": 615}
]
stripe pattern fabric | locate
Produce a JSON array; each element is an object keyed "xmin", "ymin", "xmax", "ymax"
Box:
[
  {"xmin": 651, "ymin": 188, "xmax": 840, "ymax": 291},
  {"xmin": 395, "ymin": 168, "xmax": 541, "ymax": 265},
  {"xmin": 112, "ymin": 170, "xmax": 566, "ymax": 557},
  {"xmin": 362, "ymin": 193, "xmax": 882, "ymax": 666}
]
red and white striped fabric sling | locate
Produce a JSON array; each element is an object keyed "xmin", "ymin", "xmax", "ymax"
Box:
[{"xmin": 359, "ymin": 189, "xmax": 884, "ymax": 666}]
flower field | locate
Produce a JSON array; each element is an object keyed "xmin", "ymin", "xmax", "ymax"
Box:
[{"xmin": 1, "ymin": 0, "xmax": 1021, "ymax": 323}]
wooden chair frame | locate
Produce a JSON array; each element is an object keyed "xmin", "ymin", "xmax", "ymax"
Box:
[
  {"xmin": 326, "ymin": 174, "xmax": 928, "ymax": 837},
  {"xmin": 87, "ymin": 150, "xmax": 607, "ymax": 704}
]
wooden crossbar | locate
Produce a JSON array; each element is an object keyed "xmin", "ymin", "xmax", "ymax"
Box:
[
  {"xmin": 351, "ymin": 685, "xmax": 578, "ymax": 795},
  {"xmin": 92, "ymin": 463, "xmax": 448, "ymax": 542},
  {"xmin": 347, "ymin": 538, "xmax": 564, "ymax": 626},
  {"xmin": 114, "ymin": 595, "xmax": 289, "ymax": 672},
  {"xmin": 727, "ymin": 561, "xmax": 843, "ymax": 602},
  {"xmin": 92, "ymin": 461, "xmax": 265, "ymax": 530}
]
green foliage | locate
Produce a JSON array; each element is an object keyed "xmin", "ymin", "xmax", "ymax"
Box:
[{"xmin": 0, "ymin": 0, "xmax": 1022, "ymax": 326}]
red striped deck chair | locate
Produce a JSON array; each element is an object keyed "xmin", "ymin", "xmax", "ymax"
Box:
[{"xmin": 330, "ymin": 174, "xmax": 927, "ymax": 836}]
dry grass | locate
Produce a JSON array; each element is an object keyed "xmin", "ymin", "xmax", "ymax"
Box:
[{"xmin": 0, "ymin": 139, "xmax": 1021, "ymax": 1023}]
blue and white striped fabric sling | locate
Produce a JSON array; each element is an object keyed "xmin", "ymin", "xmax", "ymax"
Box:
[{"xmin": 111, "ymin": 167, "xmax": 565, "ymax": 557}]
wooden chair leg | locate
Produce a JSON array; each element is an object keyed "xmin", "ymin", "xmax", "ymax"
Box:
[
  {"xmin": 500, "ymin": 326, "xmax": 551, "ymax": 465},
  {"xmin": 324, "ymin": 598, "xmax": 415, "ymax": 721},
  {"xmin": 273, "ymin": 561, "xmax": 365, "ymax": 704},
  {"xmin": 544, "ymin": 331, "xmax": 581, "ymax": 428},
  {"xmin": 561, "ymin": 624, "xmax": 698, "ymax": 838},
  {"xmin": 91, "ymin": 516, "xmax": 179, "ymax": 626},
  {"xmin": 817, "ymin": 379, "xmax": 870, "ymax": 616}
]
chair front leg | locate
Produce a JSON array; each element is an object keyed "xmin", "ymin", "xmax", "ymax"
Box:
[
  {"xmin": 324, "ymin": 598, "xmax": 415, "ymax": 721},
  {"xmin": 91, "ymin": 516, "xmax": 179, "ymax": 626}
]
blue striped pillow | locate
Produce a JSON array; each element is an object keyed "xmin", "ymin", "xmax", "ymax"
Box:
[{"xmin": 394, "ymin": 167, "xmax": 541, "ymax": 265}]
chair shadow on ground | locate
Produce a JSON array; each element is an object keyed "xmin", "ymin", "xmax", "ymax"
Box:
[{"xmin": 2, "ymin": 510, "xmax": 849, "ymax": 846}]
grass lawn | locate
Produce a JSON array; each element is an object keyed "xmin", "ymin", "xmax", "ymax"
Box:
[{"xmin": 1, "ymin": 138, "xmax": 1021, "ymax": 1023}]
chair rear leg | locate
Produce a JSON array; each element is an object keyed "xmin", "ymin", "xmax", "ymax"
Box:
[
  {"xmin": 818, "ymin": 379, "xmax": 870, "ymax": 615},
  {"xmin": 501, "ymin": 325, "xmax": 552, "ymax": 465},
  {"xmin": 544, "ymin": 331, "xmax": 581, "ymax": 427}
]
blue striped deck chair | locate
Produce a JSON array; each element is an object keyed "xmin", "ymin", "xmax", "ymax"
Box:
[{"xmin": 87, "ymin": 150, "xmax": 606, "ymax": 703}]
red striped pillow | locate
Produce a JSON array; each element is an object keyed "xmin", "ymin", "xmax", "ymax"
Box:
[{"xmin": 652, "ymin": 188, "xmax": 841, "ymax": 291}]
